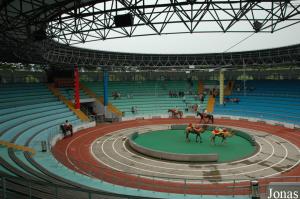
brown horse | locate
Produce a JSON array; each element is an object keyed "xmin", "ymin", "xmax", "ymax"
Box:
[
  {"xmin": 60, "ymin": 124, "xmax": 73, "ymax": 137},
  {"xmin": 185, "ymin": 124, "xmax": 208, "ymax": 143},
  {"xmin": 210, "ymin": 128, "xmax": 234, "ymax": 145},
  {"xmin": 197, "ymin": 112, "xmax": 214, "ymax": 124},
  {"xmin": 168, "ymin": 109, "xmax": 183, "ymax": 119}
]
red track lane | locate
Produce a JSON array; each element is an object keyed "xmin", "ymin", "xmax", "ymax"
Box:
[{"xmin": 52, "ymin": 118, "xmax": 300, "ymax": 195}]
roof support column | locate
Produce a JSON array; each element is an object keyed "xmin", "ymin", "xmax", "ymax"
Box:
[
  {"xmin": 219, "ymin": 69, "xmax": 224, "ymax": 105},
  {"xmin": 74, "ymin": 64, "xmax": 80, "ymax": 109},
  {"xmin": 103, "ymin": 69, "xmax": 109, "ymax": 106}
]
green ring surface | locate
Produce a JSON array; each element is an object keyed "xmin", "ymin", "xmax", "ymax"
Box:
[{"xmin": 133, "ymin": 129, "xmax": 257, "ymax": 163}]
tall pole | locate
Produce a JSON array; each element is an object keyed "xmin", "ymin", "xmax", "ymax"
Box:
[
  {"xmin": 103, "ymin": 69, "xmax": 109, "ymax": 107},
  {"xmin": 219, "ymin": 69, "xmax": 224, "ymax": 105},
  {"xmin": 243, "ymin": 59, "xmax": 246, "ymax": 96},
  {"xmin": 74, "ymin": 64, "xmax": 80, "ymax": 109}
]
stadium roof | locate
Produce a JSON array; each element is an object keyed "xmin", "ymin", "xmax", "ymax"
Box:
[{"xmin": 0, "ymin": 0, "xmax": 300, "ymax": 69}]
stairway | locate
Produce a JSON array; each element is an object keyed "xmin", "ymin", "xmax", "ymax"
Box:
[
  {"xmin": 0, "ymin": 140, "xmax": 35, "ymax": 155},
  {"xmin": 80, "ymin": 83, "xmax": 123, "ymax": 117},
  {"xmin": 47, "ymin": 84, "xmax": 89, "ymax": 122},
  {"xmin": 198, "ymin": 80, "xmax": 204, "ymax": 94},
  {"xmin": 206, "ymin": 95, "xmax": 215, "ymax": 113}
]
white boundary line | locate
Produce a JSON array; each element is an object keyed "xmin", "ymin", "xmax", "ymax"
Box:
[
  {"xmin": 91, "ymin": 125, "xmax": 299, "ymax": 179},
  {"xmin": 62, "ymin": 121, "xmax": 300, "ymax": 183},
  {"xmin": 94, "ymin": 130, "xmax": 273, "ymax": 178}
]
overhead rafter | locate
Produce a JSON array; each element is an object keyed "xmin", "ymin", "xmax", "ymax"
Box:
[
  {"xmin": 44, "ymin": 0, "xmax": 300, "ymax": 45},
  {"xmin": 0, "ymin": 0, "xmax": 299, "ymax": 67}
]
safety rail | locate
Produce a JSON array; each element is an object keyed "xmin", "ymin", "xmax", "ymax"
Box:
[
  {"xmin": 51, "ymin": 146, "xmax": 300, "ymax": 197},
  {"xmin": 0, "ymin": 174, "xmax": 164, "ymax": 199},
  {"xmin": 47, "ymin": 84, "xmax": 89, "ymax": 122}
]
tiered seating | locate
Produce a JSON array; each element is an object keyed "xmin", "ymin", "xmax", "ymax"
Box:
[
  {"xmin": 1, "ymin": 81, "xmax": 300, "ymax": 198},
  {"xmin": 243, "ymin": 80, "xmax": 300, "ymax": 97},
  {"xmin": 214, "ymin": 80, "xmax": 300, "ymax": 125},
  {"xmin": 58, "ymin": 88, "xmax": 90, "ymax": 101},
  {"xmin": 84, "ymin": 80, "xmax": 208, "ymax": 117},
  {"xmin": 0, "ymin": 83, "xmax": 83, "ymax": 182},
  {"xmin": 0, "ymin": 81, "xmax": 159, "ymax": 199}
]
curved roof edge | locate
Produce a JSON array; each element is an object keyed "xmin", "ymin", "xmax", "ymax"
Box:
[
  {"xmin": 43, "ymin": 40, "xmax": 300, "ymax": 69},
  {"xmin": 70, "ymin": 43, "xmax": 300, "ymax": 57},
  {"xmin": 1, "ymin": 38, "xmax": 299, "ymax": 69}
]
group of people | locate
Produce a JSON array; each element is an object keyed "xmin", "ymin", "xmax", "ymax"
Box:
[
  {"xmin": 131, "ymin": 106, "xmax": 138, "ymax": 114},
  {"xmin": 112, "ymin": 91, "xmax": 121, "ymax": 100},
  {"xmin": 192, "ymin": 104, "xmax": 199, "ymax": 112},
  {"xmin": 198, "ymin": 93, "xmax": 205, "ymax": 103},
  {"xmin": 191, "ymin": 104, "xmax": 206, "ymax": 113},
  {"xmin": 224, "ymin": 97, "xmax": 240, "ymax": 104},
  {"xmin": 235, "ymin": 84, "xmax": 256, "ymax": 92},
  {"xmin": 168, "ymin": 90, "xmax": 185, "ymax": 98},
  {"xmin": 210, "ymin": 88, "xmax": 219, "ymax": 98}
]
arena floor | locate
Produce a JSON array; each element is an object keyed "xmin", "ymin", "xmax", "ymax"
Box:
[
  {"xmin": 53, "ymin": 118, "xmax": 300, "ymax": 195},
  {"xmin": 130, "ymin": 128, "xmax": 256, "ymax": 162}
]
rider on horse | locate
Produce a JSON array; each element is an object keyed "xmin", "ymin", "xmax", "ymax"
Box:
[
  {"xmin": 211, "ymin": 127, "xmax": 233, "ymax": 145},
  {"xmin": 212, "ymin": 127, "xmax": 225, "ymax": 135},
  {"xmin": 61, "ymin": 120, "xmax": 73, "ymax": 137},
  {"xmin": 185, "ymin": 123, "xmax": 207, "ymax": 143},
  {"xmin": 168, "ymin": 106, "xmax": 183, "ymax": 119},
  {"xmin": 197, "ymin": 109, "xmax": 214, "ymax": 124},
  {"xmin": 186, "ymin": 123, "xmax": 193, "ymax": 131}
]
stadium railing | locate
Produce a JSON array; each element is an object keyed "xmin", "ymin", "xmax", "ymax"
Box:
[
  {"xmin": 0, "ymin": 174, "xmax": 166, "ymax": 199},
  {"xmin": 49, "ymin": 148, "xmax": 300, "ymax": 197}
]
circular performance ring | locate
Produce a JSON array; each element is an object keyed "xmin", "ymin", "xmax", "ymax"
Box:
[
  {"xmin": 53, "ymin": 118, "xmax": 300, "ymax": 195},
  {"xmin": 91, "ymin": 124, "xmax": 298, "ymax": 180},
  {"xmin": 127, "ymin": 127, "xmax": 256, "ymax": 163}
]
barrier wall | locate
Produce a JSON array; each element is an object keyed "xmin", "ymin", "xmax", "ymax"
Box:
[{"xmin": 128, "ymin": 132, "xmax": 218, "ymax": 162}]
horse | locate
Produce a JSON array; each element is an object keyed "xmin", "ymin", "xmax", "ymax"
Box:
[
  {"xmin": 197, "ymin": 112, "xmax": 214, "ymax": 124},
  {"xmin": 60, "ymin": 124, "xmax": 73, "ymax": 137},
  {"xmin": 210, "ymin": 128, "xmax": 234, "ymax": 145},
  {"xmin": 185, "ymin": 124, "xmax": 208, "ymax": 143},
  {"xmin": 168, "ymin": 109, "xmax": 183, "ymax": 119}
]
